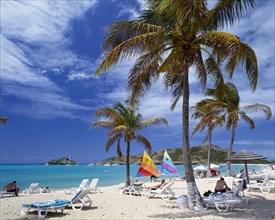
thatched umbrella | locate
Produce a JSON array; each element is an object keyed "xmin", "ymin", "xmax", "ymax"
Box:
[{"xmin": 226, "ymin": 149, "xmax": 266, "ymax": 183}]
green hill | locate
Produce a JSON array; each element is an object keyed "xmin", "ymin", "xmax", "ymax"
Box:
[
  {"xmin": 99, "ymin": 145, "xmax": 269, "ymax": 165},
  {"xmin": 100, "ymin": 145, "xmax": 229, "ymax": 165}
]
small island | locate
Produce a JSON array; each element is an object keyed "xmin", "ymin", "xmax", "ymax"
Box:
[{"xmin": 48, "ymin": 157, "xmax": 78, "ymax": 165}]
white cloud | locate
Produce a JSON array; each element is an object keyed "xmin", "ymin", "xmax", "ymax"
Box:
[
  {"xmin": 1, "ymin": 1, "xmax": 98, "ymax": 119},
  {"xmin": 68, "ymin": 72, "xmax": 92, "ymax": 81}
]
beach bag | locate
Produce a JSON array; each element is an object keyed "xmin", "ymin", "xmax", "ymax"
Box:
[{"xmin": 203, "ymin": 190, "xmax": 212, "ymax": 197}]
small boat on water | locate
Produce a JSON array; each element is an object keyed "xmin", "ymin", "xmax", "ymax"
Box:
[
  {"xmin": 103, "ymin": 163, "xmax": 111, "ymax": 167},
  {"xmin": 88, "ymin": 163, "xmax": 95, "ymax": 166}
]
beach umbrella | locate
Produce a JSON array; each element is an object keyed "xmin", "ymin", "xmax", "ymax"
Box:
[
  {"xmin": 194, "ymin": 165, "xmax": 207, "ymax": 171},
  {"xmin": 226, "ymin": 149, "xmax": 266, "ymax": 183},
  {"xmin": 210, "ymin": 163, "xmax": 220, "ymax": 169}
]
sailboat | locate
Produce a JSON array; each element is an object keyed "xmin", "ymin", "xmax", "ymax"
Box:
[
  {"xmin": 160, "ymin": 150, "xmax": 179, "ymax": 175},
  {"xmin": 135, "ymin": 151, "xmax": 161, "ymax": 177}
]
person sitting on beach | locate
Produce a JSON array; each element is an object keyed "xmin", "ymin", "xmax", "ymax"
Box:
[
  {"xmin": 150, "ymin": 175, "xmax": 157, "ymax": 182},
  {"xmin": 214, "ymin": 177, "xmax": 230, "ymax": 193},
  {"xmin": 143, "ymin": 179, "xmax": 165, "ymax": 189},
  {"xmin": 2, "ymin": 181, "xmax": 20, "ymax": 196}
]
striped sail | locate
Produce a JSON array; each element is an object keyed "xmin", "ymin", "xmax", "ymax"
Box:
[
  {"xmin": 160, "ymin": 150, "xmax": 179, "ymax": 175},
  {"xmin": 135, "ymin": 151, "xmax": 160, "ymax": 177}
]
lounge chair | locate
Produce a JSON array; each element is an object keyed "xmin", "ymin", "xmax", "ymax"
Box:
[
  {"xmin": 22, "ymin": 183, "xmax": 41, "ymax": 194},
  {"xmin": 64, "ymin": 179, "xmax": 89, "ymax": 195},
  {"xmin": 247, "ymin": 172, "xmax": 275, "ymax": 193},
  {"xmin": 204, "ymin": 180, "xmax": 248, "ymax": 212},
  {"xmin": 0, "ymin": 190, "xmax": 16, "ymax": 197},
  {"xmin": 143, "ymin": 181, "xmax": 175, "ymax": 200},
  {"xmin": 88, "ymin": 178, "xmax": 101, "ymax": 193},
  {"xmin": 21, "ymin": 188, "xmax": 93, "ymax": 218},
  {"xmin": 122, "ymin": 181, "xmax": 143, "ymax": 196},
  {"xmin": 130, "ymin": 182, "xmax": 144, "ymax": 196},
  {"xmin": 67, "ymin": 188, "xmax": 93, "ymax": 210},
  {"xmin": 21, "ymin": 199, "xmax": 70, "ymax": 218}
]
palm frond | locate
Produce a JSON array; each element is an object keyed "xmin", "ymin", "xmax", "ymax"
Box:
[
  {"xmin": 96, "ymin": 31, "xmax": 165, "ymax": 75},
  {"xmin": 95, "ymin": 108, "xmax": 124, "ymax": 125},
  {"xmin": 91, "ymin": 121, "xmax": 114, "ymax": 129},
  {"xmin": 105, "ymin": 134, "xmax": 120, "ymax": 152},
  {"xmin": 139, "ymin": 117, "xmax": 168, "ymax": 129},
  {"xmin": 135, "ymin": 135, "xmax": 152, "ymax": 150},
  {"xmin": 107, "ymin": 125, "xmax": 128, "ymax": 137},
  {"xmin": 128, "ymin": 52, "xmax": 162, "ymax": 104},
  {"xmin": 239, "ymin": 112, "xmax": 255, "ymax": 129},
  {"xmin": 205, "ymin": 56, "xmax": 225, "ymax": 99},
  {"xmin": 103, "ymin": 21, "xmax": 163, "ymax": 52},
  {"xmin": 207, "ymin": 0, "xmax": 255, "ymax": 29},
  {"xmin": 242, "ymin": 104, "xmax": 272, "ymax": 120}
]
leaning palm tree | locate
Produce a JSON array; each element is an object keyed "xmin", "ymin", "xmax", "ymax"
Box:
[
  {"xmin": 92, "ymin": 102, "xmax": 168, "ymax": 186},
  {"xmin": 191, "ymin": 104, "xmax": 224, "ymax": 177},
  {"xmin": 95, "ymin": 0, "xmax": 257, "ymax": 209},
  {"xmin": 198, "ymin": 83, "xmax": 272, "ymax": 175}
]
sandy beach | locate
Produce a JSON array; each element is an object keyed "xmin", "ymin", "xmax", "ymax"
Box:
[{"xmin": 1, "ymin": 178, "xmax": 274, "ymax": 220}]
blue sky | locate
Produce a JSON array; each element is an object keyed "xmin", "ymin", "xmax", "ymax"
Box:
[{"xmin": 1, "ymin": 0, "xmax": 274, "ymax": 164}]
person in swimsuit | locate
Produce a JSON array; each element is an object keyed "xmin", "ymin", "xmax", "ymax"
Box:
[
  {"xmin": 3, "ymin": 181, "xmax": 20, "ymax": 196},
  {"xmin": 215, "ymin": 177, "xmax": 230, "ymax": 193}
]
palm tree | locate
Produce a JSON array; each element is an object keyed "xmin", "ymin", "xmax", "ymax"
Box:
[
  {"xmin": 191, "ymin": 103, "xmax": 224, "ymax": 177},
  {"xmin": 92, "ymin": 102, "xmax": 168, "ymax": 186},
  {"xmin": 94, "ymin": 0, "xmax": 257, "ymax": 209},
  {"xmin": 197, "ymin": 83, "xmax": 272, "ymax": 175}
]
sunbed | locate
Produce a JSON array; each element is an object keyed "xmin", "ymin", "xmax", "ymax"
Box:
[
  {"xmin": 0, "ymin": 190, "xmax": 16, "ymax": 197},
  {"xmin": 143, "ymin": 181, "xmax": 175, "ymax": 200},
  {"xmin": 88, "ymin": 178, "xmax": 101, "ymax": 193},
  {"xmin": 204, "ymin": 180, "xmax": 248, "ymax": 212},
  {"xmin": 21, "ymin": 199, "xmax": 70, "ymax": 218},
  {"xmin": 22, "ymin": 183, "xmax": 41, "ymax": 194},
  {"xmin": 247, "ymin": 172, "xmax": 275, "ymax": 193},
  {"xmin": 21, "ymin": 188, "xmax": 93, "ymax": 218},
  {"xmin": 64, "ymin": 179, "xmax": 89, "ymax": 194}
]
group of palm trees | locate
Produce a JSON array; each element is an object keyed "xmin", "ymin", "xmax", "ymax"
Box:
[{"xmin": 92, "ymin": 0, "xmax": 272, "ymax": 209}]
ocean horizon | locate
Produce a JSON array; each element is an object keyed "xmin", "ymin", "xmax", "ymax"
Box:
[{"xmin": 1, "ymin": 163, "xmax": 267, "ymax": 191}]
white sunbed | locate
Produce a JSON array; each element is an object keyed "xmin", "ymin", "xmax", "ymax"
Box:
[
  {"xmin": 21, "ymin": 188, "xmax": 93, "ymax": 218},
  {"xmin": 65, "ymin": 179, "xmax": 90, "ymax": 195},
  {"xmin": 88, "ymin": 178, "xmax": 101, "ymax": 193},
  {"xmin": 143, "ymin": 181, "xmax": 175, "ymax": 200},
  {"xmin": 204, "ymin": 180, "xmax": 249, "ymax": 212},
  {"xmin": 0, "ymin": 190, "xmax": 16, "ymax": 197},
  {"xmin": 21, "ymin": 199, "xmax": 70, "ymax": 218},
  {"xmin": 247, "ymin": 172, "xmax": 275, "ymax": 193},
  {"xmin": 22, "ymin": 183, "xmax": 41, "ymax": 194}
]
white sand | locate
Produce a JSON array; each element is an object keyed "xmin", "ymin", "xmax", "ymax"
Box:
[{"xmin": 1, "ymin": 178, "xmax": 274, "ymax": 219}]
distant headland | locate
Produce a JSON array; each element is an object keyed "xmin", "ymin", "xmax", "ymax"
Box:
[{"xmin": 47, "ymin": 157, "xmax": 78, "ymax": 165}]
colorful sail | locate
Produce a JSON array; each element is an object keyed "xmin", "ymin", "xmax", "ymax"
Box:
[
  {"xmin": 135, "ymin": 151, "xmax": 160, "ymax": 177},
  {"xmin": 160, "ymin": 150, "xmax": 179, "ymax": 175}
]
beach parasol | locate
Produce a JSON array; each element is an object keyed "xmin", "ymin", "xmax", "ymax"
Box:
[
  {"xmin": 226, "ymin": 149, "xmax": 266, "ymax": 183},
  {"xmin": 210, "ymin": 163, "xmax": 220, "ymax": 169},
  {"xmin": 194, "ymin": 165, "xmax": 207, "ymax": 171}
]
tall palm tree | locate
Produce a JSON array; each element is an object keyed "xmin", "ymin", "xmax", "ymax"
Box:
[
  {"xmin": 197, "ymin": 83, "xmax": 272, "ymax": 175},
  {"xmin": 191, "ymin": 104, "xmax": 224, "ymax": 177},
  {"xmin": 94, "ymin": 0, "xmax": 257, "ymax": 209},
  {"xmin": 92, "ymin": 102, "xmax": 168, "ymax": 186}
]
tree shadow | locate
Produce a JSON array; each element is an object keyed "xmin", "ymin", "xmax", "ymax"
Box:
[{"xmin": 148, "ymin": 195, "xmax": 275, "ymax": 219}]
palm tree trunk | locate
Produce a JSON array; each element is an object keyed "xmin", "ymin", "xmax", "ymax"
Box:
[
  {"xmin": 207, "ymin": 133, "xmax": 212, "ymax": 178},
  {"xmin": 126, "ymin": 140, "xmax": 131, "ymax": 186},
  {"xmin": 226, "ymin": 127, "xmax": 236, "ymax": 176},
  {"xmin": 182, "ymin": 65, "xmax": 204, "ymax": 210}
]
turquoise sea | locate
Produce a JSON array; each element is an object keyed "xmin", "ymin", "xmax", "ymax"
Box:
[{"xmin": 0, "ymin": 164, "xmax": 263, "ymax": 191}]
